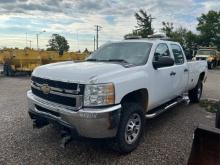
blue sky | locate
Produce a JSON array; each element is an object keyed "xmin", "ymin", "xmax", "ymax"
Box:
[{"xmin": 0, "ymin": 0, "xmax": 220, "ymax": 51}]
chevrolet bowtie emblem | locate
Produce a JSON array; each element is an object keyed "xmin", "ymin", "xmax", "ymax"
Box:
[{"xmin": 41, "ymin": 84, "xmax": 51, "ymax": 94}]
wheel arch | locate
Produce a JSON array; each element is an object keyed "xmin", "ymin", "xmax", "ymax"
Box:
[
  {"xmin": 199, "ymin": 72, "xmax": 206, "ymax": 82},
  {"xmin": 120, "ymin": 88, "xmax": 148, "ymax": 113}
]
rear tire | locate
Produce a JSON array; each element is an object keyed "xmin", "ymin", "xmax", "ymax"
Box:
[
  {"xmin": 214, "ymin": 61, "xmax": 217, "ymax": 67},
  {"xmin": 3, "ymin": 64, "xmax": 8, "ymax": 76},
  {"xmin": 27, "ymin": 71, "xmax": 32, "ymax": 76},
  {"xmin": 189, "ymin": 80, "xmax": 203, "ymax": 103},
  {"xmin": 7, "ymin": 65, "xmax": 15, "ymax": 77},
  {"xmin": 114, "ymin": 102, "xmax": 145, "ymax": 153},
  {"xmin": 208, "ymin": 62, "xmax": 214, "ymax": 69}
]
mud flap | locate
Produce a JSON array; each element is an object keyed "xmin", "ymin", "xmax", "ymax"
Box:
[{"xmin": 187, "ymin": 125, "xmax": 220, "ymax": 165}]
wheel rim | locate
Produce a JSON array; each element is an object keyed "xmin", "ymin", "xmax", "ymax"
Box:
[
  {"xmin": 197, "ymin": 84, "xmax": 202, "ymax": 99},
  {"xmin": 125, "ymin": 113, "xmax": 141, "ymax": 144}
]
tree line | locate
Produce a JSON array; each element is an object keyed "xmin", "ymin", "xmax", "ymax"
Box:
[
  {"xmin": 46, "ymin": 9, "xmax": 220, "ymax": 54},
  {"xmin": 125, "ymin": 9, "xmax": 220, "ymax": 53}
]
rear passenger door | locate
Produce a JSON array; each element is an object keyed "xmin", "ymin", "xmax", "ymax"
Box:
[{"xmin": 170, "ymin": 44, "xmax": 188, "ymax": 96}]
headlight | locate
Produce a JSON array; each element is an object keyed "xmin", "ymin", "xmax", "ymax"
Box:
[{"xmin": 84, "ymin": 83, "xmax": 115, "ymax": 106}]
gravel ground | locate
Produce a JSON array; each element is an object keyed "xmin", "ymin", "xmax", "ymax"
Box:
[{"xmin": 0, "ymin": 69, "xmax": 219, "ymax": 165}]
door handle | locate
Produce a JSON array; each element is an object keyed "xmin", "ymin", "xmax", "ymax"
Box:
[
  {"xmin": 170, "ymin": 71, "xmax": 176, "ymax": 76},
  {"xmin": 184, "ymin": 68, "xmax": 188, "ymax": 72}
]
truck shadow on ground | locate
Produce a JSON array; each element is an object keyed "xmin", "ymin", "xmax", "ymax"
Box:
[{"xmin": 0, "ymin": 72, "xmax": 31, "ymax": 77}]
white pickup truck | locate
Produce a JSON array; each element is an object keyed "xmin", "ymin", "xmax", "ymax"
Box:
[{"xmin": 27, "ymin": 38, "xmax": 207, "ymax": 153}]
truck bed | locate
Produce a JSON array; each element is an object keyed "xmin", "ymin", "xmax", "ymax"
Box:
[{"xmin": 187, "ymin": 60, "xmax": 207, "ymax": 90}]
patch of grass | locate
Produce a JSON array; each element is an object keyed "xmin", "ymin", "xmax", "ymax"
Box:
[{"xmin": 200, "ymin": 99, "xmax": 220, "ymax": 113}]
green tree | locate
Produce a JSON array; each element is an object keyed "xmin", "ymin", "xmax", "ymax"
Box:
[
  {"xmin": 184, "ymin": 31, "xmax": 198, "ymax": 50},
  {"xmin": 170, "ymin": 27, "xmax": 188, "ymax": 48},
  {"xmin": 134, "ymin": 9, "xmax": 154, "ymax": 37},
  {"xmin": 83, "ymin": 48, "xmax": 90, "ymax": 55},
  {"xmin": 161, "ymin": 22, "xmax": 198, "ymax": 52},
  {"xmin": 197, "ymin": 10, "xmax": 220, "ymax": 49},
  {"xmin": 125, "ymin": 9, "xmax": 154, "ymax": 38},
  {"xmin": 47, "ymin": 34, "xmax": 70, "ymax": 53},
  {"xmin": 124, "ymin": 30, "xmax": 140, "ymax": 38},
  {"xmin": 161, "ymin": 22, "xmax": 174, "ymax": 38}
]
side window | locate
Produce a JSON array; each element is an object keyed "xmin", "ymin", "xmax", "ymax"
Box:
[
  {"xmin": 171, "ymin": 44, "xmax": 184, "ymax": 64},
  {"xmin": 154, "ymin": 43, "xmax": 170, "ymax": 62}
]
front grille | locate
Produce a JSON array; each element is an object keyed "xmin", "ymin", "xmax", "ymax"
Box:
[
  {"xmin": 31, "ymin": 87, "xmax": 77, "ymax": 107},
  {"xmin": 31, "ymin": 76, "xmax": 84, "ymax": 108},
  {"xmin": 31, "ymin": 76, "xmax": 84, "ymax": 94}
]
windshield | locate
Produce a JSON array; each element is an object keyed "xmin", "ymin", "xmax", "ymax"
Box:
[
  {"xmin": 87, "ymin": 42, "xmax": 152, "ymax": 65},
  {"xmin": 197, "ymin": 50, "xmax": 216, "ymax": 55}
]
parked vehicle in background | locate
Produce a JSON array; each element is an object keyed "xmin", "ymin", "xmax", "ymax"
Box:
[
  {"xmin": 195, "ymin": 47, "xmax": 220, "ymax": 69},
  {"xmin": 1, "ymin": 48, "xmax": 87, "ymax": 76},
  {"xmin": 27, "ymin": 37, "xmax": 208, "ymax": 153}
]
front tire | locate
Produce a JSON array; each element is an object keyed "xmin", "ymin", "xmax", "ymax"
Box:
[
  {"xmin": 115, "ymin": 102, "xmax": 145, "ymax": 153},
  {"xmin": 189, "ymin": 80, "xmax": 203, "ymax": 103}
]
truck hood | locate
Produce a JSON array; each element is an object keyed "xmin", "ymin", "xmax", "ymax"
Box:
[{"xmin": 32, "ymin": 61, "xmax": 127, "ymax": 83}]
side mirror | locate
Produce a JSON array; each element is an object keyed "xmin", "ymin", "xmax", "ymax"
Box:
[{"xmin": 153, "ymin": 56, "xmax": 174, "ymax": 69}]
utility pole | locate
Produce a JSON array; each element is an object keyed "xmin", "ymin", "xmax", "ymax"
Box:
[
  {"xmin": 94, "ymin": 36, "xmax": 96, "ymax": 51},
  {"xmin": 28, "ymin": 40, "xmax": 32, "ymax": 49},
  {"xmin": 36, "ymin": 34, "xmax": 39, "ymax": 50},
  {"xmin": 150, "ymin": 17, "xmax": 155, "ymax": 35},
  {"xmin": 26, "ymin": 32, "xmax": 27, "ymax": 48},
  {"xmin": 95, "ymin": 25, "xmax": 102, "ymax": 50},
  {"xmin": 36, "ymin": 30, "xmax": 46, "ymax": 50},
  {"xmin": 76, "ymin": 30, "xmax": 79, "ymax": 51}
]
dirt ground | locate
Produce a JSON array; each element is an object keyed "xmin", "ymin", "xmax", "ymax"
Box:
[{"xmin": 0, "ymin": 69, "xmax": 219, "ymax": 165}]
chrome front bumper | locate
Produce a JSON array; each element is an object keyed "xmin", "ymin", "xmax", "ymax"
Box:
[{"xmin": 27, "ymin": 90, "xmax": 121, "ymax": 138}]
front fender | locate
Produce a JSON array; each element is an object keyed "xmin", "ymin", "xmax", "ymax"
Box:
[{"xmin": 113, "ymin": 69, "xmax": 149, "ymax": 104}]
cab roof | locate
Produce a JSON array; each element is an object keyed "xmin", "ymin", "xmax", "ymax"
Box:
[{"xmin": 117, "ymin": 38, "xmax": 180, "ymax": 45}]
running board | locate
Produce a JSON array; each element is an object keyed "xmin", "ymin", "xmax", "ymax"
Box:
[{"xmin": 145, "ymin": 96, "xmax": 189, "ymax": 119}]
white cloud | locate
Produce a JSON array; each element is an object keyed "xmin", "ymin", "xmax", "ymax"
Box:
[
  {"xmin": 201, "ymin": 0, "xmax": 220, "ymax": 13},
  {"xmin": 0, "ymin": 0, "xmax": 219, "ymax": 50}
]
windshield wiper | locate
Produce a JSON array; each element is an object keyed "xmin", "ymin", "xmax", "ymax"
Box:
[
  {"xmin": 86, "ymin": 59, "xmax": 109, "ymax": 62},
  {"xmin": 87, "ymin": 58, "xmax": 134, "ymax": 66},
  {"xmin": 107, "ymin": 59, "xmax": 129, "ymax": 63}
]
